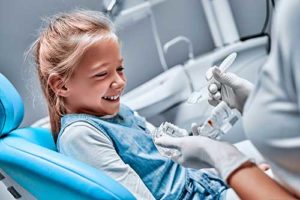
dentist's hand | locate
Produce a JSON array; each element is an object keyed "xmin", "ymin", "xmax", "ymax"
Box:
[
  {"xmin": 206, "ymin": 67, "xmax": 254, "ymax": 113},
  {"xmin": 154, "ymin": 135, "xmax": 252, "ymax": 182}
]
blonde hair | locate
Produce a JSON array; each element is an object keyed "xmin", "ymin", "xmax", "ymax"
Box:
[{"xmin": 30, "ymin": 10, "xmax": 116, "ymax": 142}]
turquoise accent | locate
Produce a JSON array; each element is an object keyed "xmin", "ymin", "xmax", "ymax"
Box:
[{"xmin": 0, "ymin": 73, "xmax": 24, "ymax": 135}]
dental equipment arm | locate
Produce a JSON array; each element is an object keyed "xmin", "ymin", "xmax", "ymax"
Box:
[{"xmin": 154, "ymin": 135, "xmax": 296, "ymax": 199}]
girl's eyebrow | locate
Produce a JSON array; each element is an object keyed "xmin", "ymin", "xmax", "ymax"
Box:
[{"xmin": 90, "ymin": 58, "xmax": 124, "ymax": 72}]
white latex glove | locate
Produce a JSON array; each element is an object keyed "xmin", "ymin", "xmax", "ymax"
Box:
[
  {"xmin": 154, "ymin": 135, "xmax": 252, "ymax": 182},
  {"xmin": 206, "ymin": 67, "xmax": 254, "ymax": 113},
  {"xmin": 191, "ymin": 123, "xmax": 200, "ymax": 136}
]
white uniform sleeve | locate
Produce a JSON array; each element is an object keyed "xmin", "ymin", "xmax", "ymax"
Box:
[
  {"xmin": 58, "ymin": 122, "xmax": 155, "ymax": 200},
  {"xmin": 243, "ymin": 1, "xmax": 300, "ymax": 196}
]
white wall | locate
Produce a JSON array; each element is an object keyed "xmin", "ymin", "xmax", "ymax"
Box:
[{"xmin": 0, "ymin": 0, "xmax": 268, "ymax": 127}]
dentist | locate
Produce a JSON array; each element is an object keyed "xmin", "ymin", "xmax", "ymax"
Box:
[{"xmin": 155, "ymin": 0, "xmax": 300, "ymax": 199}]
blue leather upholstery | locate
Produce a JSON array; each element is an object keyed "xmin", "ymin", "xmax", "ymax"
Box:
[
  {"xmin": 0, "ymin": 73, "xmax": 135, "ymax": 200},
  {"xmin": 0, "ymin": 73, "xmax": 23, "ymax": 135}
]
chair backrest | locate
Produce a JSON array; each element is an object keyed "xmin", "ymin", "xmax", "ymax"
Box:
[{"xmin": 0, "ymin": 73, "xmax": 135, "ymax": 200}]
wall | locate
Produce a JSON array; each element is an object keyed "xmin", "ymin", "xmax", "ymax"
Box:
[{"xmin": 0, "ymin": 0, "xmax": 268, "ymax": 126}]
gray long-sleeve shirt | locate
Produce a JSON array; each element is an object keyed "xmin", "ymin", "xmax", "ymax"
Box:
[{"xmin": 58, "ymin": 121, "xmax": 155, "ymax": 200}]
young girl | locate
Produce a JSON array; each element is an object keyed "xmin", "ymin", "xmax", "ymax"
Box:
[{"xmin": 30, "ymin": 10, "xmax": 231, "ymax": 199}]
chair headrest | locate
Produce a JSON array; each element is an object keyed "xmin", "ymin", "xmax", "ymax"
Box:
[{"xmin": 0, "ymin": 73, "xmax": 24, "ymax": 135}]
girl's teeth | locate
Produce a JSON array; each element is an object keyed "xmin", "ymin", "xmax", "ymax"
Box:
[{"xmin": 103, "ymin": 95, "xmax": 119, "ymax": 100}]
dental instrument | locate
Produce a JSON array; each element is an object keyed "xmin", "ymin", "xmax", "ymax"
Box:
[
  {"xmin": 154, "ymin": 53, "xmax": 240, "ymax": 158},
  {"xmin": 187, "ymin": 52, "xmax": 237, "ymax": 104},
  {"xmin": 153, "ymin": 122, "xmax": 189, "ymax": 138},
  {"xmin": 153, "ymin": 122, "xmax": 188, "ymax": 157},
  {"xmin": 187, "ymin": 52, "xmax": 241, "ymax": 139},
  {"xmin": 195, "ymin": 101, "xmax": 241, "ymax": 139},
  {"xmin": 153, "ymin": 101, "xmax": 241, "ymax": 158},
  {"xmin": 154, "ymin": 102, "xmax": 241, "ymax": 158}
]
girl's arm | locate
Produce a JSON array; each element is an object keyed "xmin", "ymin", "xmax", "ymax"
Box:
[{"xmin": 59, "ymin": 122, "xmax": 155, "ymax": 200}]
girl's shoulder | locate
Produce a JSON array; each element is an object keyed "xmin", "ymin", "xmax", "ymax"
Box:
[{"xmin": 57, "ymin": 121, "xmax": 112, "ymax": 150}]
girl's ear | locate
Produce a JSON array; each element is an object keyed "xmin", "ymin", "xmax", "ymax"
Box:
[{"xmin": 48, "ymin": 74, "xmax": 70, "ymax": 97}]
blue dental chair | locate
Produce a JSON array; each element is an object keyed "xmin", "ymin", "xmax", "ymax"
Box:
[{"xmin": 0, "ymin": 73, "xmax": 135, "ymax": 200}]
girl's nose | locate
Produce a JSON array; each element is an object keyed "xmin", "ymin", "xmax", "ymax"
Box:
[{"xmin": 111, "ymin": 75, "xmax": 126, "ymax": 90}]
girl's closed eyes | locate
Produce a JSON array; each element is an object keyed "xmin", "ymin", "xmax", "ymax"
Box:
[
  {"xmin": 94, "ymin": 71, "xmax": 107, "ymax": 78},
  {"xmin": 94, "ymin": 66, "xmax": 124, "ymax": 79}
]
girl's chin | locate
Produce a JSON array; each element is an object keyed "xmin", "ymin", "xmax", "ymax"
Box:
[{"xmin": 108, "ymin": 104, "xmax": 121, "ymax": 115}]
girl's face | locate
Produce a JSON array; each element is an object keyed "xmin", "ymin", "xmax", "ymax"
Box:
[{"xmin": 64, "ymin": 38, "xmax": 126, "ymax": 116}]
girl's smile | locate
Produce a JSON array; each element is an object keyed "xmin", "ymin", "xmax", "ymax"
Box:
[{"xmin": 61, "ymin": 35, "xmax": 126, "ymax": 116}]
